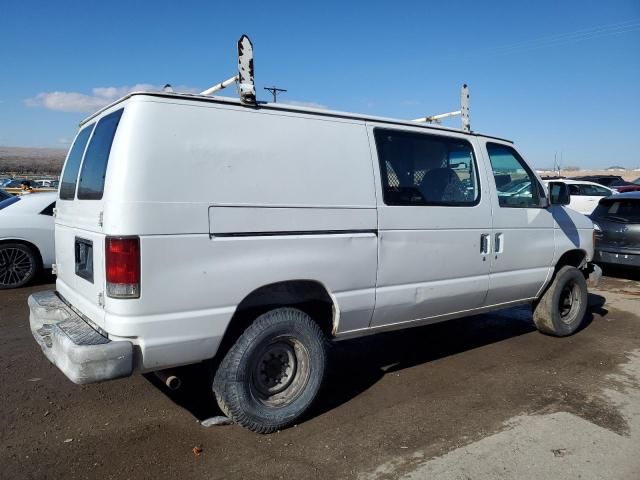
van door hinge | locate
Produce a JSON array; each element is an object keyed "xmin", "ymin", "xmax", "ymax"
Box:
[
  {"xmin": 97, "ymin": 292, "xmax": 105, "ymax": 308},
  {"xmin": 51, "ymin": 263, "xmax": 59, "ymax": 275},
  {"xmin": 52, "ymin": 207, "xmax": 58, "ymax": 218},
  {"xmin": 98, "ymin": 211, "xmax": 104, "ymax": 227}
]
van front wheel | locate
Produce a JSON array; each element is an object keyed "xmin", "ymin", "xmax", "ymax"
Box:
[
  {"xmin": 213, "ymin": 308, "xmax": 329, "ymax": 433},
  {"xmin": 533, "ymin": 265, "xmax": 588, "ymax": 337}
]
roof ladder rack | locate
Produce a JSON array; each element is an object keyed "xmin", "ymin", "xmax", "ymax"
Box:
[
  {"xmin": 200, "ymin": 34, "xmax": 256, "ymax": 105},
  {"xmin": 412, "ymin": 84, "xmax": 470, "ymax": 132}
]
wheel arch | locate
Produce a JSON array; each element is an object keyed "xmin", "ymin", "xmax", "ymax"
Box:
[
  {"xmin": 536, "ymin": 248, "xmax": 589, "ymax": 300},
  {"xmin": 555, "ymin": 248, "xmax": 588, "ymax": 271},
  {"xmin": 0, "ymin": 238, "xmax": 43, "ymax": 269},
  {"xmin": 214, "ymin": 279, "xmax": 338, "ymax": 363}
]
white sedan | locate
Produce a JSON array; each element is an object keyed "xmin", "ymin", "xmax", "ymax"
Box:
[
  {"xmin": 0, "ymin": 192, "xmax": 56, "ymax": 289},
  {"xmin": 544, "ymin": 179, "xmax": 614, "ymax": 215}
]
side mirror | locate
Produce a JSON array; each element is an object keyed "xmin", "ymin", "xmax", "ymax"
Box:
[{"xmin": 549, "ymin": 181, "xmax": 570, "ymax": 205}]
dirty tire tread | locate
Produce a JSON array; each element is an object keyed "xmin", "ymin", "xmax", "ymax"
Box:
[
  {"xmin": 533, "ymin": 265, "xmax": 588, "ymax": 337},
  {"xmin": 213, "ymin": 308, "xmax": 329, "ymax": 434}
]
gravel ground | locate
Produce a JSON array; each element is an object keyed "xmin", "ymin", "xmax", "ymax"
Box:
[{"xmin": 1, "ymin": 270, "xmax": 639, "ymax": 479}]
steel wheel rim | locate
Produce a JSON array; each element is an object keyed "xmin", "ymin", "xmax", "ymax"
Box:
[
  {"xmin": 250, "ymin": 336, "xmax": 310, "ymax": 407},
  {"xmin": 0, "ymin": 247, "xmax": 34, "ymax": 287},
  {"xmin": 559, "ymin": 281, "xmax": 579, "ymax": 324}
]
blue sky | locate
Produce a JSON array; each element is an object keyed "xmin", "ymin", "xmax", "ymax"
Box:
[{"xmin": 1, "ymin": 0, "xmax": 639, "ymax": 169}]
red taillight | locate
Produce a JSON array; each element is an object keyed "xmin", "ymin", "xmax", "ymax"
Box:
[{"xmin": 105, "ymin": 237, "xmax": 140, "ymax": 298}]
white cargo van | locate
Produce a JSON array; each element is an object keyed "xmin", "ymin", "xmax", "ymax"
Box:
[{"xmin": 29, "ymin": 89, "xmax": 600, "ymax": 433}]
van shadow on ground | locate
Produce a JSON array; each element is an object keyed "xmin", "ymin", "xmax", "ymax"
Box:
[{"xmin": 145, "ymin": 295, "xmax": 608, "ymax": 424}]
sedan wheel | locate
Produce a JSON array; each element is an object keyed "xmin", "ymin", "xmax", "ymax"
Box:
[{"xmin": 0, "ymin": 243, "xmax": 38, "ymax": 289}]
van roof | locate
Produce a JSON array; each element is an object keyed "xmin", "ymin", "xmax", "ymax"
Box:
[{"xmin": 81, "ymin": 91, "xmax": 513, "ymax": 144}]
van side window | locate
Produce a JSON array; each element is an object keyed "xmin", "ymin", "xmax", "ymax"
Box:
[
  {"xmin": 59, "ymin": 125, "xmax": 94, "ymax": 200},
  {"xmin": 374, "ymin": 129, "xmax": 479, "ymax": 206},
  {"xmin": 486, "ymin": 143, "xmax": 544, "ymax": 208},
  {"xmin": 77, "ymin": 109, "xmax": 124, "ymax": 200}
]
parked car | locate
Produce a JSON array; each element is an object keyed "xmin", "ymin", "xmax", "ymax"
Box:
[
  {"xmin": 0, "ymin": 192, "xmax": 56, "ymax": 288},
  {"xmin": 570, "ymin": 175, "xmax": 640, "ymax": 193},
  {"xmin": 543, "ymin": 179, "xmax": 614, "ymax": 215},
  {"xmin": 2, "ymin": 179, "xmax": 30, "ymax": 188},
  {"xmin": 33, "ymin": 179, "xmax": 59, "ymax": 188},
  {"xmin": 0, "ymin": 189, "xmax": 11, "ymax": 202},
  {"xmin": 590, "ymin": 192, "xmax": 640, "ymax": 268},
  {"xmin": 29, "ymin": 89, "xmax": 600, "ymax": 434}
]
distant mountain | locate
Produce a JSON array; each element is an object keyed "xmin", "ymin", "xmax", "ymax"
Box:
[{"xmin": 0, "ymin": 146, "xmax": 67, "ymax": 175}]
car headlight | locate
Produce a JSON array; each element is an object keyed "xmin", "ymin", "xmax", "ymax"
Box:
[{"xmin": 592, "ymin": 221, "xmax": 601, "ymax": 232}]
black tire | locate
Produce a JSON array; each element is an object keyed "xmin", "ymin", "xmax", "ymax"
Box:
[
  {"xmin": 533, "ymin": 265, "xmax": 588, "ymax": 337},
  {"xmin": 213, "ymin": 307, "xmax": 329, "ymax": 433},
  {"xmin": 0, "ymin": 243, "xmax": 39, "ymax": 289}
]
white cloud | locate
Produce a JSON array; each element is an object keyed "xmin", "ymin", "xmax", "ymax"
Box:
[
  {"xmin": 280, "ymin": 99, "xmax": 328, "ymax": 110},
  {"xmin": 25, "ymin": 84, "xmax": 198, "ymax": 113}
]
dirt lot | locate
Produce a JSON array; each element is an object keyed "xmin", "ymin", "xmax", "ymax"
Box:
[{"xmin": 1, "ymin": 271, "xmax": 639, "ymax": 480}]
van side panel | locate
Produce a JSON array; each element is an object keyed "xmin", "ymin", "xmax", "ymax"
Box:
[
  {"xmin": 100, "ymin": 98, "xmax": 378, "ymax": 370},
  {"xmin": 106, "ymin": 232, "xmax": 377, "ymax": 370}
]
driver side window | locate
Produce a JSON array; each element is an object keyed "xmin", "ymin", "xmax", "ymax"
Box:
[{"xmin": 486, "ymin": 143, "xmax": 544, "ymax": 208}]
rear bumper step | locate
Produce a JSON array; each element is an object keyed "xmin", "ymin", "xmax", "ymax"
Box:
[{"xmin": 29, "ymin": 291, "xmax": 133, "ymax": 384}]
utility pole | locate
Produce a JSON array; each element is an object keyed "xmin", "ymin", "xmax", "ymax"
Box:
[{"xmin": 264, "ymin": 86, "xmax": 287, "ymax": 103}]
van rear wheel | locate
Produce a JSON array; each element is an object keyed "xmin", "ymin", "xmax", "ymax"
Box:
[
  {"xmin": 533, "ymin": 265, "xmax": 588, "ymax": 336},
  {"xmin": 213, "ymin": 308, "xmax": 329, "ymax": 433}
]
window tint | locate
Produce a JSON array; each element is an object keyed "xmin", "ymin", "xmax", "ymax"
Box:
[
  {"xmin": 582, "ymin": 184, "xmax": 610, "ymax": 196},
  {"xmin": 77, "ymin": 109, "xmax": 123, "ymax": 200},
  {"xmin": 374, "ymin": 129, "xmax": 479, "ymax": 206},
  {"xmin": 40, "ymin": 202, "xmax": 56, "ymax": 216},
  {"xmin": 568, "ymin": 184, "xmax": 581, "ymax": 196},
  {"xmin": 486, "ymin": 143, "xmax": 543, "ymax": 208},
  {"xmin": 59, "ymin": 125, "xmax": 94, "ymax": 200},
  {"xmin": 593, "ymin": 199, "xmax": 640, "ymax": 223},
  {"xmin": 0, "ymin": 196, "xmax": 20, "ymax": 210}
]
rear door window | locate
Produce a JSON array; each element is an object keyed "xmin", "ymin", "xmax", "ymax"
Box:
[
  {"xmin": 59, "ymin": 125, "xmax": 94, "ymax": 200},
  {"xmin": 584, "ymin": 184, "xmax": 611, "ymax": 196},
  {"xmin": 77, "ymin": 109, "xmax": 124, "ymax": 200},
  {"xmin": 594, "ymin": 199, "xmax": 640, "ymax": 223}
]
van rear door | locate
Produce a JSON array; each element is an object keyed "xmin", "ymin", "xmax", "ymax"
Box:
[{"xmin": 55, "ymin": 108, "xmax": 124, "ymax": 329}]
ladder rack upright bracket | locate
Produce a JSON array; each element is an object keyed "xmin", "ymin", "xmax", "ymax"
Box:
[
  {"xmin": 199, "ymin": 34, "xmax": 256, "ymax": 106},
  {"xmin": 237, "ymin": 34, "xmax": 256, "ymax": 105},
  {"xmin": 460, "ymin": 84, "xmax": 470, "ymax": 132},
  {"xmin": 411, "ymin": 84, "xmax": 471, "ymax": 132}
]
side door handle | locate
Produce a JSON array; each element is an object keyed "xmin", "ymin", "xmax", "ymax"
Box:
[
  {"xmin": 480, "ymin": 234, "xmax": 491, "ymax": 255},
  {"xmin": 495, "ymin": 233, "xmax": 504, "ymax": 254}
]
